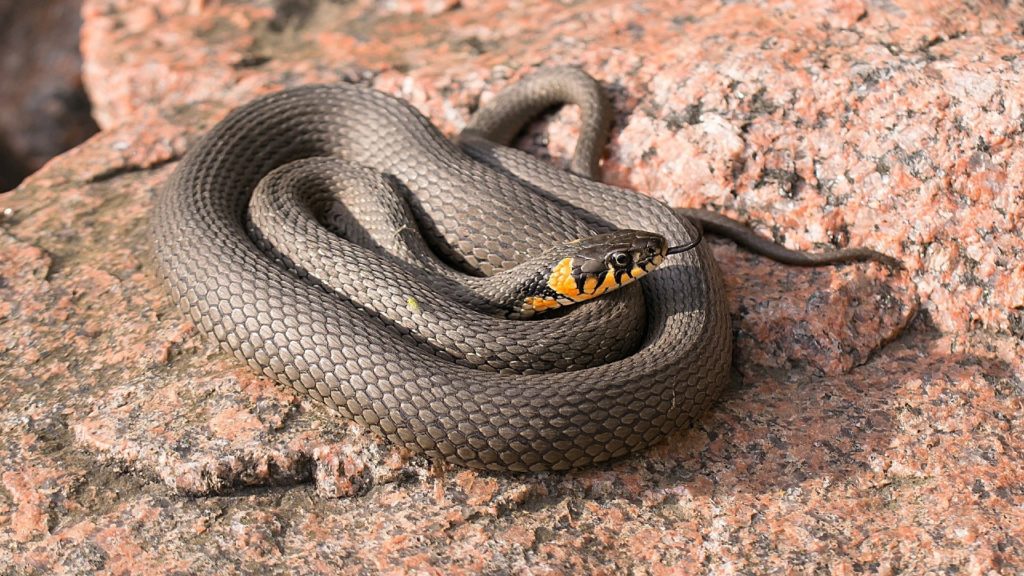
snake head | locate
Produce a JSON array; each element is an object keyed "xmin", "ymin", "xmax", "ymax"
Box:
[{"xmin": 519, "ymin": 230, "xmax": 668, "ymax": 316}]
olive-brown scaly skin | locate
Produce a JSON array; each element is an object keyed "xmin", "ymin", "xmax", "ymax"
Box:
[{"xmin": 150, "ymin": 68, "xmax": 731, "ymax": 471}]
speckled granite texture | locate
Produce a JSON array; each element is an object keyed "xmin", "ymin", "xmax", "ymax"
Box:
[{"xmin": 1, "ymin": 0, "xmax": 1021, "ymax": 573}]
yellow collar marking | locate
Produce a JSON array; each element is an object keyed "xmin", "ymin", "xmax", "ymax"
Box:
[{"xmin": 548, "ymin": 257, "xmax": 585, "ymax": 301}]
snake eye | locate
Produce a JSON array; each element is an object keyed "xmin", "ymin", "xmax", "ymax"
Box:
[{"xmin": 609, "ymin": 251, "xmax": 631, "ymax": 268}]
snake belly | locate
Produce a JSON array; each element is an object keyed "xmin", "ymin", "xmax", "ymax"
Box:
[{"xmin": 150, "ymin": 71, "xmax": 732, "ymax": 471}]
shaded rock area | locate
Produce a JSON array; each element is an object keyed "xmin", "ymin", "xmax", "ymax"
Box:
[
  {"xmin": 0, "ymin": 0, "xmax": 100, "ymax": 192},
  {"xmin": 0, "ymin": 0, "xmax": 1021, "ymax": 573}
]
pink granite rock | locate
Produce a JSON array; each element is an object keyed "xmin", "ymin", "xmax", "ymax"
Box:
[{"xmin": 0, "ymin": 0, "xmax": 1020, "ymax": 573}]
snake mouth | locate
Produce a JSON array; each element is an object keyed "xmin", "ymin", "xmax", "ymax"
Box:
[{"xmin": 630, "ymin": 234, "xmax": 669, "ymax": 273}]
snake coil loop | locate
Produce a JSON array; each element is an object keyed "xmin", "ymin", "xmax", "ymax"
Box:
[{"xmin": 152, "ymin": 68, "xmax": 731, "ymax": 471}]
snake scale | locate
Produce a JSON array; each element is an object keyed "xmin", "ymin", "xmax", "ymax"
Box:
[{"xmin": 152, "ymin": 67, "xmax": 889, "ymax": 471}]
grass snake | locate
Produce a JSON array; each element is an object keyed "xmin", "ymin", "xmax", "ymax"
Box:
[{"xmin": 151, "ymin": 68, "xmax": 893, "ymax": 471}]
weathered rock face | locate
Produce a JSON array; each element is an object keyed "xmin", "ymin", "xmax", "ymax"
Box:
[
  {"xmin": 1, "ymin": 0, "xmax": 1020, "ymax": 573},
  {"xmin": 0, "ymin": 0, "xmax": 99, "ymax": 191}
]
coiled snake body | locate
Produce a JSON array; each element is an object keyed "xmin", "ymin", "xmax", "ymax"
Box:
[{"xmin": 152, "ymin": 68, "xmax": 880, "ymax": 471}]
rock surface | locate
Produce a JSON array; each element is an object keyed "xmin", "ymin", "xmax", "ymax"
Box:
[
  {"xmin": 0, "ymin": 0, "xmax": 99, "ymax": 191},
  {"xmin": 1, "ymin": 0, "xmax": 1021, "ymax": 573}
]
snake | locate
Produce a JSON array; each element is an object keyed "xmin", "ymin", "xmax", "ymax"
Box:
[{"xmin": 151, "ymin": 67, "xmax": 893, "ymax": 471}]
